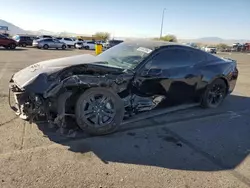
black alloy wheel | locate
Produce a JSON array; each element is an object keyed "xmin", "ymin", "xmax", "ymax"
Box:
[
  {"xmin": 82, "ymin": 94, "xmax": 115, "ymax": 126},
  {"xmin": 75, "ymin": 87, "xmax": 124, "ymax": 135},
  {"xmin": 201, "ymin": 79, "xmax": 227, "ymax": 108}
]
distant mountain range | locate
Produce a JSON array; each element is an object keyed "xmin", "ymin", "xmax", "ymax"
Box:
[
  {"xmin": 179, "ymin": 37, "xmax": 249, "ymax": 45},
  {"xmin": 0, "ymin": 19, "xmax": 249, "ymax": 44},
  {"xmin": 0, "ymin": 19, "xmax": 89, "ymax": 37}
]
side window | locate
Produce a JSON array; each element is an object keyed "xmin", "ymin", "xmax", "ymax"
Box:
[
  {"xmin": 145, "ymin": 48, "xmax": 192, "ymax": 69},
  {"xmin": 189, "ymin": 50, "xmax": 207, "ymax": 64},
  {"xmin": 44, "ymin": 39, "xmax": 53, "ymax": 42},
  {"xmin": 0, "ymin": 34, "xmax": 6, "ymax": 39},
  {"xmin": 64, "ymin": 38, "xmax": 72, "ymax": 41}
]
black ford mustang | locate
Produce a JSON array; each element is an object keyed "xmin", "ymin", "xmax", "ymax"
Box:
[{"xmin": 9, "ymin": 40, "xmax": 238, "ymax": 135}]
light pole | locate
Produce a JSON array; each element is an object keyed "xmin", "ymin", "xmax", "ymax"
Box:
[{"xmin": 160, "ymin": 8, "xmax": 166, "ymax": 39}]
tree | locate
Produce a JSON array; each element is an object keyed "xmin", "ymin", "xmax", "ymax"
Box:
[
  {"xmin": 94, "ymin": 32, "xmax": 110, "ymax": 41},
  {"xmin": 158, "ymin": 34, "xmax": 178, "ymax": 42},
  {"xmin": 216, "ymin": 43, "xmax": 230, "ymax": 50}
]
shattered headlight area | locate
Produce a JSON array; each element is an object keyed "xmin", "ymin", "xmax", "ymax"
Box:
[{"xmin": 9, "ymin": 82, "xmax": 46, "ymax": 121}]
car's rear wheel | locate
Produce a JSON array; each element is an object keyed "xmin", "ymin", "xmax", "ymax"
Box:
[
  {"xmin": 22, "ymin": 43, "xmax": 27, "ymax": 47},
  {"xmin": 75, "ymin": 87, "xmax": 124, "ymax": 135},
  {"xmin": 9, "ymin": 43, "xmax": 16, "ymax": 50},
  {"xmin": 62, "ymin": 45, "xmax": 66, "ymax": 50},
  {"xmin": 43, "ymin": 44, "xmax": 49, "ymax": 49},
  {"xmin": 85, "ymin": 46, "xmax": 89, "ymax": 50},
  {"xmin": 201, "ymin": 78, "xmax": 228, "ymax": 108}
]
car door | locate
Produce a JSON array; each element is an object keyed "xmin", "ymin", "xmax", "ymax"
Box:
[
  {"xmin": 0, "ymin": 34, "xmax": 8, "ymax": 46},
  {"xmin": 132, "ymin": 46, "xmax": 204, "ymax": 103},
  {"xmin": 46, "ymin": 39, "xmax": 55, "ymax": 48},
  {"xmin": 53, "ymin": 39, "xmax": 61, "ymax": 48}
]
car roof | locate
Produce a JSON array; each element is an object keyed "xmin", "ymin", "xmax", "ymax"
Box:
[{"xmin": 122, "ymin": 40, "xmax": 182, "ymax": 50}]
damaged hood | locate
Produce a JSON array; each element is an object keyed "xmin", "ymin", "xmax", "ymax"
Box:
[{"xmin": 11, "ymin": 54, "xmax": 102, "ymax": 88}]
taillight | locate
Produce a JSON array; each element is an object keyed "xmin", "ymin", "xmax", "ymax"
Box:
[{"xmin": 232, "ymin": 67, "xmax": 238, "ymax": 78}]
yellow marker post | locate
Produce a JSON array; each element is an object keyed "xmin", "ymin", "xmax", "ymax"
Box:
[{"xmin": 95, "ymin": 44, "xmax": 102, "ymax": 55}]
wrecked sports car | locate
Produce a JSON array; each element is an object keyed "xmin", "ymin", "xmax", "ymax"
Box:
[{"xmin": 9, "ymin": 40, "xmax": 238, "ymax": 135}]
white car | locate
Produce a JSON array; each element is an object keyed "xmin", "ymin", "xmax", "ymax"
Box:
[
  {"xmin": 56, "ymin": 37, "xmax": 76, "ymax": 48},
  {"xmin": 83, "ymin": 41, "xmax": 96, "ymax": 50},
  {"xmin": 204, "ymin": 46, "xmax": 217, "ymax": 54},
  {"xmin": 75, "ymin": 41, "xmax": 84, "ymax": 49}
]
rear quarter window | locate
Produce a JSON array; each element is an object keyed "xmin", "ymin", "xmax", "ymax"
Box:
[
  {"xmin": 206, "ymin": 53, "xmax": 221, "ymax": 61},
  {"xmin": 189, "ymin": 49, "xmax": 208, "ymax": 64}
]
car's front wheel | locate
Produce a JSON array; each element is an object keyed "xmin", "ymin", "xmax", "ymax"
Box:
[
  {"xmin": 75, "ymin": 87, "xmax": 125, "ymax": 135},
  {"xmin": 201, "ymin": 78, "xmax": 228, "ymax": 108},
  {"xmin": 9, "ymin": 43, "xmax": 16, "ymax": 50}
]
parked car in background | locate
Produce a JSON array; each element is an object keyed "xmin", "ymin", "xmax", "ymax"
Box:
[
  {"xmin": 104, "ymin": 39, "xmax": 123, "ymax": 49},
  {"xmin": 12, "ymin": 35, "xmax": 33, "ymax": 47},
  {"xmin": 0, "ymin": 34, "xmax": 17, "ymax": 49},
  {"xmin": 37, "ymin": 35, "xmax": 53, "ymax": 39},
  {"xmin": 96, "ymin": 40, "xmax": 106, "ymax": 46},
  {"xmin": 32, "ymin": 38, "xmax": 67, "ymax": 50},
  {"xmin": 83, "ymin": 41, "xmax": 96, "ymax": 50},
  {"xmin": 204, "ymin": 46, "xmax": 217, "ymax": 54},
  {"xmin": 75, "ymin": 41, "xmax": 84, "ymax": 49},
  {"xmin": 56, "ymin": 37, "xmax": 76, "ymax": 48}
]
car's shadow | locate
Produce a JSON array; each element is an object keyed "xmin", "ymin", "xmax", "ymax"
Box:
[{"xmin": 36, "ymin": 94, "xmax": 250, "ymax": 174}]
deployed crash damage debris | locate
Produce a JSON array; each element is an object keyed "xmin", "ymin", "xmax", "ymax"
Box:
[{"xmin": 9, "ymin": 40, "xmax": 238, "ymax": 136}]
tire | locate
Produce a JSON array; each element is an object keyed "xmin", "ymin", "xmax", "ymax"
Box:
[
  {"xmin": 9, "ymin": 43, "xmax": 16, "ymax": 50},
  {"xmin": 22, "ymin": 43, "xmax": 27, "ymax": 47},
  {"xmin": 75, "ymin": 87, "xmax": 125, "ymax": 135},
  {"xmin": 201, "ymin": 78, "xmax": 228, "ymax": 108},
  {"xmin": 62, "ymin": 45, "xmax": 66, "ymax": 50},
  {"xmin": 43, "ymin": 44, "xmax": 49, "ymax": 49},
  {"xmin": 85, "ymin": 46, "xmax": 89, "ymax": 50}
]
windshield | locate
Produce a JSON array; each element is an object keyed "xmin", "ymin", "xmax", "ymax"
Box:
[{"xmin": 97, "ymin": 42, "xmax": 153, "ymax": 70}]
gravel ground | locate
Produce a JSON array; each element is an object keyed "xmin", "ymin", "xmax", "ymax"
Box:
[{"xmin": 0, "ymin": 48, "xmax": 249, "ymax": 188}]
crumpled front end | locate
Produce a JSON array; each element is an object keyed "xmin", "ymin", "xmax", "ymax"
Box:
[{"xmin": 9, "ymin": 77, "xmax": 46, "ymax": 121}]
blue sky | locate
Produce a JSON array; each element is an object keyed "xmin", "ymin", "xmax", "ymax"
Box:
[{"xmin": 0, "ymin": 0, "xmax": 249, "ymax": 39}]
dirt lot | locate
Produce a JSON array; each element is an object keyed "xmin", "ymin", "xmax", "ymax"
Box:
[{"xmin": 0, "ymin": 48, "xmax": 250, "ymax": 188}]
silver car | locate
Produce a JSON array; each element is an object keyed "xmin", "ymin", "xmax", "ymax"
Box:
[{"xmin": 33, "ymin": 38, "xmax": 67, "ymax": 50}]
